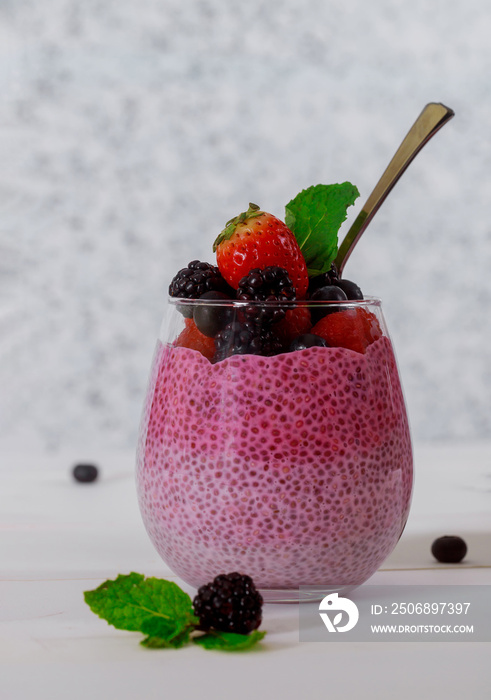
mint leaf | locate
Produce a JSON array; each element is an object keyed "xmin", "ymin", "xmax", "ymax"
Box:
[
  {"xmin": 285, "ymin": 183, "xmax": 359, "ymax": 276},
  {"xmin": 140, "ymin": 617, "xmax": 193, "ymax": 648},
  {"xmin": 84, "ymin": 572, "xmax": 198, "ymax": 634},
  {"xmin": 193, "ymin": 630, "xmax": 266, "ymax": 651}
]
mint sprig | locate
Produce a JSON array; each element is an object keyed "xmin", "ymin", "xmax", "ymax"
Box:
[
  {"xmin": 139, "ymin": 616, "xmax": 194, "ymax": 648},
  {"xmin": 193, "ymin": 629, "xmax": 266, "ymax": 651},
  {"xmin": 84, "ymin": 573, "xmax": 266, "ymax": 652},
  {"xmin": 285, "ymin": 183, "xmax": 359, "ymax": 276}
]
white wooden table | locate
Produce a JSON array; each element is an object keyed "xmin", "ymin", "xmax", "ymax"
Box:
[{"xmin": 1, "ymin": 442, "xmax": 490, "ymax": 700}]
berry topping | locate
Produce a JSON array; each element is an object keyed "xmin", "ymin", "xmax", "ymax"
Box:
[
  {"xmin": 213, "ymin": 204, "xmax": 309, "ymax": 298},
  {"xmin": 213, "ymin": 319, "xmax": 282, "ymax": 363},
  {"xmin": 169, "ymin": 261, "xmax": 233, "ymax": 317},
  {"xmin": 237, "ymin": 266, "xmax": 296, "ymax": 324},
  {"xmin": 311, "ymin": 307, "xmax": 382, "ymax": 354},
  {"xmin": 431, "ymin": 536, "xmax": 468, "ymax": 563},
  {"xmin": 193, "ymin": 291, "xmax": 234, "ymax": 338},
  {"xmin": 334, "ymin": 278, "xmax": 364, "ymax": 300},
  {"xmin": 309, "ymin": 285, "xmax": 348, "ymax": 324},
  {"xmin": 289, "ymin": 333, "xmax": 328, "ymax": 352},
  {"xmin": 193, "ymin": 572, "xmax": 263, "ymax": 635},
  {"xmin": 73, "ymin": 464, "xmax": 99, "ymax": 483},
  {"xmin": 272, "ymin": 306, "xmax": 312, "ymax": 348},
  {"xmin": 175, "ymin": 318, "xmax": 216, "ymax": 361}
]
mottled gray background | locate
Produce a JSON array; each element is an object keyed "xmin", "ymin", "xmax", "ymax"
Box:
[{"xmin": 1, "ymin": 0, "xmax": 490, "ymax": 455}]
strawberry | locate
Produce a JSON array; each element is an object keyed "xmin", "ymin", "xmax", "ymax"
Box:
[
  {"xmin": 273, "ymin": 307, "xmax": 312, "ymax": 348},
  {"xmin": 311, "ymin": 307, "xmax": 382, "ymax": 354},
  {"xmin": 175, "ymin": 318, "xmax": 216, "ymax": 361},
  {"xmin": 213, "ymin": 203, "xmax": 309, "ymax": 298}
]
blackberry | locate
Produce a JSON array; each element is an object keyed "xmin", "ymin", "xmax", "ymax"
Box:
[
  {"xmin": 193, "ymin": 572, "xmax": 263, "ymax": 635},
  {"xmin": 169, "ymin": 261, "xmax": 232, "ymax": 317},
  {"xmin": 213, "ymin": 319, "xmax": 282, "ymax": 363},
  {"xmin": 431, "ymin": 536, "xmax": 467, "ymax": 563},
  {"xmin": 236, "ymin": 266, "xmax": 295, "ymax": 324},
  {"xmin": 307, "ymin": 263, "xmax": 339, "ymax": 296}
]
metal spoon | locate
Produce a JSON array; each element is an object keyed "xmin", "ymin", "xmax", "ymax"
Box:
[{"xmin": 334, "ymin": 102, "xmax": 455, "ymax": 276}]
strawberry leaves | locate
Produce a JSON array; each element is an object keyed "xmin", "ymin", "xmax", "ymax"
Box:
[
  {"xmin": 285, "ymin": 183, "xmax": 359, "ymax": 276},
  {"xmin": 213, "ymin": 203, "xmax": 263, "ymax": 252}
]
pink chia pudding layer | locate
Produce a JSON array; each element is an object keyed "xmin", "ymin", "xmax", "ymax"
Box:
[{"xmin": 136, "ymin": 336, "xmax": 413, "ymax": 591}]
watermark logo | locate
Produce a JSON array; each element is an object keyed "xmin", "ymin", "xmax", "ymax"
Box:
[{"xmin": 319, "ymin": 592, "xmax": 359, "ymax": 633}]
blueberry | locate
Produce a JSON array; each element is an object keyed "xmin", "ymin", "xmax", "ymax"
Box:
[
  {"xmin": 73, "ymin": 464, "xmax": 99, "ymax": 483},
  {"xmin": 431, "ymin": 536, "xmax": 467, "ymax": 563},
  {"xmin": 193, "ymin": 291, "xmax": 234, "ymax": 338},
  {"xmin": 307, "ymin": 264, "xmax": 339, "ymax": 296},
  {"xmin": 310, "ymin": 285, "xmax": 348, "ymax": 323},
  {"xmin": 289, "ymin": 333, "xmax": 328, "ymax": 352},
  {"xmin": 335, "ymin": 278, "xmax": 364, "ymax": 300}
]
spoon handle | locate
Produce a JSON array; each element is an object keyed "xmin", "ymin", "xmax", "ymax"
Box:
[{"xmin": 334, "ymin": 102, "xmax": 455, "ymax": 275}]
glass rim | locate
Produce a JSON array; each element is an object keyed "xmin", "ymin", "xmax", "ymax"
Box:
[{"xmin": 168, "ymin": 296, "xmax": 382, "ymax": 308}]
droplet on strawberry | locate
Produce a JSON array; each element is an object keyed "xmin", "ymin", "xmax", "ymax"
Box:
[
  {"xmin": 273, "ymin": 307, "xmax": 312, "ymax": 348},
  {"xmin": 175, "ymin": 318, "xmax": 216, "ymax": 361},
  {"xmin": 311, "ymin": 307, "xmax": 382, "ymax": 354},
  {"xmin": 213, "ymin": 204, "xmax": 309, "ymax": 298}
]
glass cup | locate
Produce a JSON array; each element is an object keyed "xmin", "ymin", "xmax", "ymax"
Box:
[{"xmin": 136, "ymin": 297, "xmax": 413, "ymax": 602}]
